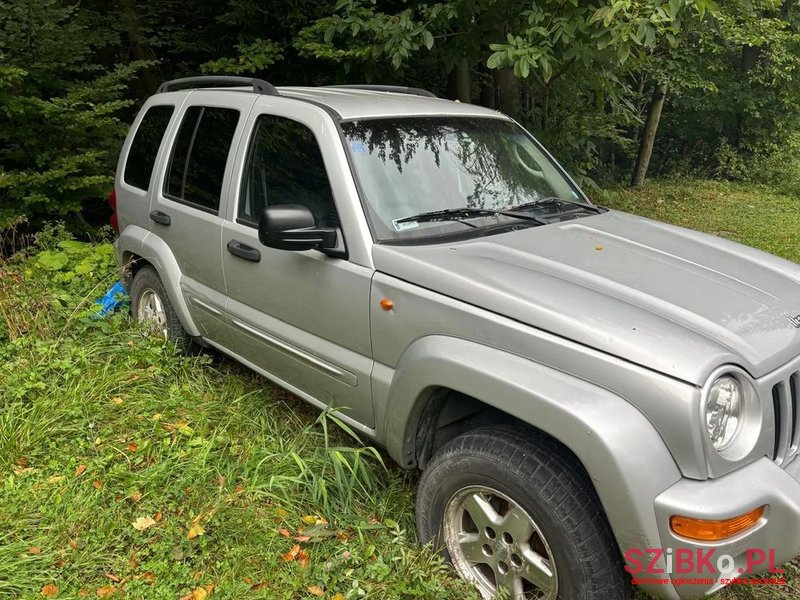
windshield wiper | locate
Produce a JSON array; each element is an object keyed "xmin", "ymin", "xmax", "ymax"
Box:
[
  {"xmin": 395, "ymin": 207, "xmax": 547, "ymax": 226},
  {"xmin": 509, "ymin": 197, "xmax": 605, "ymax": 214}
]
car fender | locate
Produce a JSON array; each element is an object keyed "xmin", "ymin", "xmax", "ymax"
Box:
[
  {"xmin": 384, "ymin": 335, "xmax": 682, "ymax": 560},
  {"xmin": 116, "ymin": 225, "xmax": 200, "ymax": 336}
]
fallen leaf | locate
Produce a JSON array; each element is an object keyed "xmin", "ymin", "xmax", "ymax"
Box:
[
  {"xmin": 127, "ymin": 443, "xmax": 138, "ymax": 452},
  {"xmin": 298, "ymin": 549, "xmax": 309, "ymax": 568},
  {"xmin": 75, "ymin": 464, "xmax": 87, "ymax": 477},
  {"xmin": 190, "ymin": 587, "xmax": 207, "ymax": 600},
  {"xmin": 154, "ymin": 511, "xmax": 163, "ymax": 522},
  {"xmin": 92, "ymin": 480, "xmax": 103, "ymax": 490},
  {"xmin": 336, "ymin": 531, "xmax": 348, "ymax": 542},
  {"xmin": 130, "ymin": 491, "xmax": 143, "ymax": 503},
  {"xmin": 29, "ymin": 547, "xmax": 41, "ymax": 554},
  {"xmin": 104, "ymin": 574, "xmax": 121, "ymax": 583},
  {"xmin": 47, "ymin": 475, "xmax": 65, "ymax": 484},
  {"xmin": 69, "ymin": 540, "xmax": 78, "ymax": 549},
  {"xmin": 17, "ymin": 457, "xmax": 29, "ymax": 467},
  {"xmin": 301, "ymin": 515, "xmax": 316, "ymax": 525},
  {"xmin": 111, "ymin": 397, "xmax": 124, "ymax": 404},
  {"xmin": 294, "ymin": 535, "xmax": 310, "ymax": 542},
  {"xmin": 96, "ymin": 586, "xmax": 116, "ymax": 597},
  {"xmin": 187, "ymin": 521, "xmax": 205, "ymax": 540},
  {"xmin": 277, "ymin": 528, "xmax": 290, "ymax": 538},
  {"xmin": 307, "ymin": 585, "xmax": 324, "ymax": 597},
  {"xmin": 132, "ymin": 516, "xmax": 156, "ymax": 531},
  {"xmin": 54, "ymin": 560, "xmax": 66, "ymax": 568},
  {"xmin": 315, "ymin": 517, "xmax": 328, "ymax": 526},
  {"xmin": 216, "ymin": 476, "xmax": 225, "ymax": 487},
  {"xmin": 250, "ymin": 581, "xmax": 267, "ymax": 591},
  {"xmin": 234, "ymin": 483, "xmax": 245, "ymax": 494},
  {"xmin": 40, "ymin": 583, "xmax": 58, "ymax": 597},
  {"xmin": 141, "ymin": 571, "xmax": 156, "ymax": 584},
  {"xmin": 282, "ymin": 544, "xmax": 300, "ymax": 562},
  {"xmin": 332, "ymin": 594, "xmax": 346, "ymax": 600},
  {"xmin": 78, "ymin": 589, "xmax": 89, "ymax": 597},
  {"xmin": 12, "ymin": 465, "xmax": 36, "ymax": 475},
  {"xmin": 192, "ymin": 571, "xmax": 203, "ymax": 581}
]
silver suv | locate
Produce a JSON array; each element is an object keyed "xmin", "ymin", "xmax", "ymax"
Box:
[{"xmin": 113, "ymin": 76, "xmax": 800, "ymax": 600}]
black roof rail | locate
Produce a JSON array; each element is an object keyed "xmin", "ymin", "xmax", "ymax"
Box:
[
  {"xmin": 326, "ymin": 84, "xmax": 437, "ymax": 98},
  {"xmin": 157, "ymin": 76, "xmax": 279, "ymax": 96}
]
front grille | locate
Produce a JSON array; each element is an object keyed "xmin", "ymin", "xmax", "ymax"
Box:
[{"xmin": 772, "ymin": 371, "xmax": 799, "ymax": 465}]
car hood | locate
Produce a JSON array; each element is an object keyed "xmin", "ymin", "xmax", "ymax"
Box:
[{"xmin": 371, "ymin": 210, "xmax": 800, "ymax": 383}]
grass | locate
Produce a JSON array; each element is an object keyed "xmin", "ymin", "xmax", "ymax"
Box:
[{"xmin": 1, "ymin": 179, "xmax": 798, "ymax": 599}]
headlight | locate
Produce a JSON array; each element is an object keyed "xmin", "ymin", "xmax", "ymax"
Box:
[{"xmin": 705, "ymin": 376, "xmax": 744, "ymax": 450}]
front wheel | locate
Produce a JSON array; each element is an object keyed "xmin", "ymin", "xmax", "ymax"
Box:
[{"xmin": 416, "ymin": 425, "xmax": 631, "ymax": 600}]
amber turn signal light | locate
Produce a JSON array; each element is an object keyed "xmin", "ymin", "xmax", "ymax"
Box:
[
  {"xmin": 670, "ymin": 506, "xmax": 766, "ymax": 541},
  {"xmin": 379, "ymin": 298, "xmax": 394, "ymax": 311}
]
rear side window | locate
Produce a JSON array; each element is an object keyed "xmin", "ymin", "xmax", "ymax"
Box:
[
  {"xmin": 165, "ymin": 106, "xmax": 240, "ymax": 213},
  {"xmin": 124, "ymin": 105, "xmax": 174, "ymax": 191}
]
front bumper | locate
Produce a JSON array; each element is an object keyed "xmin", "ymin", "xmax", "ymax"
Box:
[{"xmin": 635, "ymin": 455, "xmax": 800, "ymax": 599}]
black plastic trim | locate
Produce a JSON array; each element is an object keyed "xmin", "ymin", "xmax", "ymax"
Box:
[
  {"xmin": 158, "ymin": 76, "xmax": 279, "ymax": 96},
  {"xmin": 326, "ymin": 84, "xmax": 437, "ymax": 98}
]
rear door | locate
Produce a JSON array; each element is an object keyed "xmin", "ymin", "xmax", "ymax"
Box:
[
  {"xmin": 149, "ymin": 92, "xmax": 257, "ymax": 340},
  {"xmin": 219, "ymin": 99, "xmax": 375, "ymax": 429}
]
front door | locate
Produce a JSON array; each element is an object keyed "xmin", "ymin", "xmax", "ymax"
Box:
[{"xmin": 220, "ymin": 103, "xmax": 375, "ymax": 428}]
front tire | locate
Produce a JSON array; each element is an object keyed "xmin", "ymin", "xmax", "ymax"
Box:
[
  {"xmin": 416, "ymin": 425, "xmax": 630, "ymax": 600},
  {"xmin": 129, "ymin": 266, "xmax": 191, "ymax": 350}
]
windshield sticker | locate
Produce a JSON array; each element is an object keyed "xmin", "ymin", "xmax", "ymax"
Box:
[
  {"xmin": 351, "ymin": 141, "xmax": 367, "ymax": 154},
  {"xmin": 392, "ymin": 219, "xmax": 419, "ymax": 231}
]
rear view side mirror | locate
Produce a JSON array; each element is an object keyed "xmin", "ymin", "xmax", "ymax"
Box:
[{"xmin": 258, "ymin": 205, "xmax": 337, "ymax": 251}]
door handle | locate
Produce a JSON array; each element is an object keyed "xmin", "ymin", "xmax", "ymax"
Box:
[
  {"xmin": 149, "ymin": 210, "xmax": 171, "ymax": 226},
  {"xmin": 226, "ymin": 240, "xmax": 261, "ymax": 262}
]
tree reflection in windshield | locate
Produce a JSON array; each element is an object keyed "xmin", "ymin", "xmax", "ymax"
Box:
[{"xmin": 342, "ymin": 117, "xmax": 581, "ymax": 240}]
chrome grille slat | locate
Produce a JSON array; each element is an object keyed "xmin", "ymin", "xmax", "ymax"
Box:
[{"xmin": 772, "ymin": 371, "xmax": 800, "ymax": 466}]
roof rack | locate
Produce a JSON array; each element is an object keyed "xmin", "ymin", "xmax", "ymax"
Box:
[
  {"xmin": 326, "ymin": 84, "xmax": 437, "ymax": 98},
  {"xmin": 157, "ymin": 76, "xmax": 279, "ymax": 96}
]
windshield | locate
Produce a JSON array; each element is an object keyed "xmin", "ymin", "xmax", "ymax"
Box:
[{"xmin": 341, "ymin": 116, "xmax": 589, "ymax": 242}]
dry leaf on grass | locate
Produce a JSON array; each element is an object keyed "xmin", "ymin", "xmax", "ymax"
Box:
[
  {"xmin": 74, "ymin": 464, "xmax": 87, "ymax": 477},
  {"xmin": 132, "ymin": 516, "xmax": 156, "ymax": 531},
  {"xmin": 96, "ymin": 586, "xmax": 116, "ymax": 598},
  {"xmin": 28, "ymin": 547, "xmax": 41, "ymax": 554},
  {"xmin": 187, "ymin": 521, "xmax": 205, "ymax": 540},
  {"xmin": 40, "ymin": 583, "xmax": 58, "ymax": 597},
  {"xmin": 307, "ymin": 585, "xmax": 324, "ymax": 597},
  {"xmin": 281, "ymin": 544, "xmax": 300, "ymax": 562}
]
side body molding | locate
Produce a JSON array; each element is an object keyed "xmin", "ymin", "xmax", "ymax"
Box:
[
  {"xmin": 115, "ymin": 226, "xmax": 201, "ymax": 337},
  {"xmin": 381, "ymin": 335, "xmax": 682, "ymax": 557}
]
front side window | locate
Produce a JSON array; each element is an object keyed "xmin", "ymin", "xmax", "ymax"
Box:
[
  {"xmin": 165, "ymin": 106, "xmax": 240, "ymax": 212},
  {"xmin": 342, "ymin": 117, "xmax": 590, "ymax": 242},
  {"xmin": 239, "ymin": 115, "xmax": 337, "ymax": 226},
  {"xmin": 124, "ymin": 105, "xmax": 174, "ymax": 191}
]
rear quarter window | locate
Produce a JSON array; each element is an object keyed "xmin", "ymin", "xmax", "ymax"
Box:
[
  {"xmin": 164, "ymin": 106, "xmax": 240, "ymax": 213},
  {"xmin": 123, "ymin": 105, "xmax": 174, "ymax": 191}
]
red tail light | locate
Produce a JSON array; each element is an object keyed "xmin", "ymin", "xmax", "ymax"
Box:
[{"xmin": 108, "ymin": 190, "xmax": 119, "ymax": 234}]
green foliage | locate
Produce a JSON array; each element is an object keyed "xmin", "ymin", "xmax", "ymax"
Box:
[{"xmin": 0, "ymin": 0, "xmax": 148, "ymax": 230}]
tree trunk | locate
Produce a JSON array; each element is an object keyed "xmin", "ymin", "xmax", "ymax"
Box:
[
  {"xmin": 630, "ymin": 83, "xmax": 668, "ymax": 187},
  {"xmin": 447, "ymin": 57, "xmax": 471, "ymax": 102},
  {"xmin": 479, "ymin": 65, "xmax": 495, "ymax": 108},
  {"xmin": 117, "ymin": 0, "xmax": 160, "ymax": 94},
  {"xmin": 494, "ymin": 68, "xmax": 521, "ymax": 120}
]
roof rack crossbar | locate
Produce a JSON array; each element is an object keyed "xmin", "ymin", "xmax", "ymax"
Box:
[
  {"xmin": 157, "ymin": 76, "xmax": 279, "ymax": 96},
  {"xmin": 326, "ymin": 84, "xmax": 437, "ymax": 98}
]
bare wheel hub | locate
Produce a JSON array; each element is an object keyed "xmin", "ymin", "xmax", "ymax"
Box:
[
  {"xmin": 443, "ymin": 485, "xmax": 558, "ymax": 600},
  {"xmin": 137, "ymin": 288, "xmax": 168, "ymax": 339}
]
